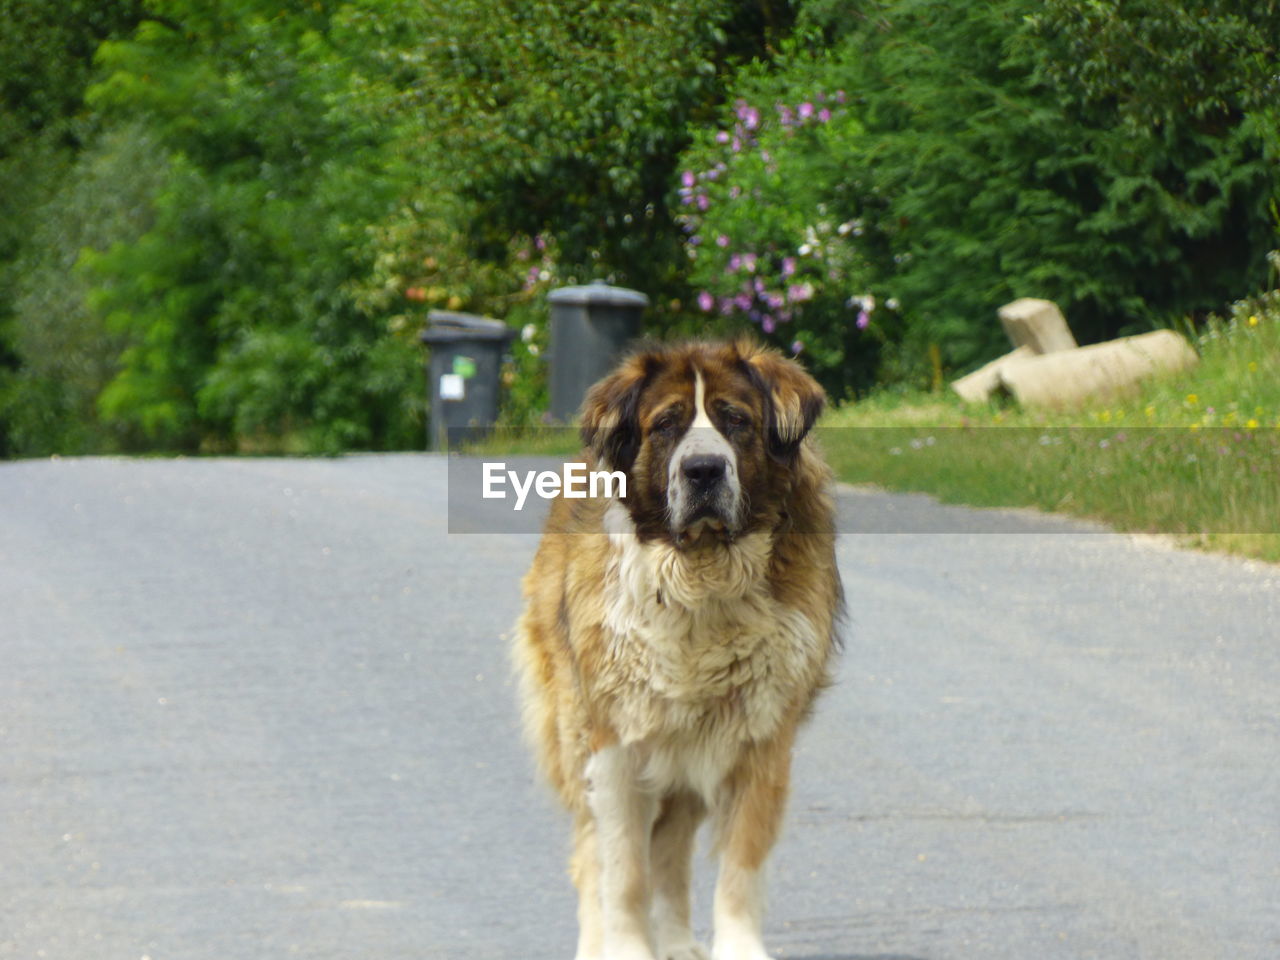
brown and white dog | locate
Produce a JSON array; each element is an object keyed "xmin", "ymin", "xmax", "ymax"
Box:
[{"xmin": 512, "ymin": 339, "xmax": 843, "ymax": 960}]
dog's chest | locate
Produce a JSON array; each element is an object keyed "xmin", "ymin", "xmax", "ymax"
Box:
[{"xmin": 598, "ymin": 540, "xmax": 822, "ymax": 757}]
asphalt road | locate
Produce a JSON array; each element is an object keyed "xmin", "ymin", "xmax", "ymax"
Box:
[{"xmin": 2, "ymin": 454, "xmax": 1277, "ymax": 960}]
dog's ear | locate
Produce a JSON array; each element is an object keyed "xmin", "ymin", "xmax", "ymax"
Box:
[
  {"xmin": 579, "ymin": 350, "xmax": 655, "ymax": 472},
  {"xmin": 738, "ymin": 340, "xmax": 826, "ymax": 460}
]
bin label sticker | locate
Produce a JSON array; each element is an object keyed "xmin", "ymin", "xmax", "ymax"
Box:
[
  {"xmin": 452, "ymin": 355, "xmax": 478, "ymax": 379},
  {"xmin": 439, "ymin": 373, "xmax": 466, "ymax": 401}
]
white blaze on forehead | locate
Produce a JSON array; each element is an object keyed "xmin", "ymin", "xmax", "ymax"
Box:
[
  {"xmin": 667, "ymin": 366, "xmax": 743, "ymax": 532},
  {"xmin": 691, "ymin": 369, "xmax": 714, "ymax": 429}
]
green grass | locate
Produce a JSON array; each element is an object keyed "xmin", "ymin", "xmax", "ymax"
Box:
[{"xmin": 823, "ymin": 282, "xmax": 1280, "ymax": 563}]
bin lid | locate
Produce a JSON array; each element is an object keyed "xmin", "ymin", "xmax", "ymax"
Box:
[
  {"xmin": 420, "ymin": 310, "xmax": 516, "ymax": 344},
  {"xmin": 547, "ymin": 280, "xmax": 649, "ymax": 307}
]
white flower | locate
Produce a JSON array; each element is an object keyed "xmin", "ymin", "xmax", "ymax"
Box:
[
  {"xmin": 521, "ymin": 323, "xmax": 537, "ymax": 343},
  {"xmin": 798, "ymin": 243, "xmax": 813, "ymax": 256}
]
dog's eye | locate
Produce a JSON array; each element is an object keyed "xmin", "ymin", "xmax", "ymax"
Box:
[
  {"xmin": 723, "ymin": 409, "xmax": 750, "ymax": 430},
  {"xmin": 652, "ymin": 413, "xmax": 679, "ymax": 434}
]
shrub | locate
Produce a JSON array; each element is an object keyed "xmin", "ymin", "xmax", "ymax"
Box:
[{"xmin": 677, "ymin": 0, "xmax": 1280, "ymax": 392}]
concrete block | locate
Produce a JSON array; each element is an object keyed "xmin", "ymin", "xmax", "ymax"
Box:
[
  {"xmin": 997, "ymin": 329, "xmax": 1199, "ymax": 409},
  {"xmin": 951, "ymin": 346, "xmax": 1036, "ymax": 403},
  {"xmin": 998, "ymin": 298, "xmax": 1078, "ymax": 354}
]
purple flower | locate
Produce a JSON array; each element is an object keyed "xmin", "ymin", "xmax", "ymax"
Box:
[
  {"xmin": 856, "ymin": 309, "xmax": 871, "ymax": 329},
  {"xmin": 731, "ymin": 137, "xmax": 742, "ymax": 153},
  {"xmin": 741, "ymin": 252, "xmax": 757, "ymax": 273},
  {"xmin": 791, "ymin": 340, "xmax": 804, "ymax": 355},
  {"xmin": 787, "ymin": 282, "xmax": 814, "ymax": 303},
  {"xmin": 715, "ymin": 131, "xmax": 730, "ymax": 144},
  {"xmin": 781, "ymin": 257, "xmax": 797, "ymax": 278},
  {"xmin": 697, "ymin": 291, "xmax": 715, "ymax": 312},
  {"xmin": 728, "ymin": 254, "xmax": 741, "ymax": 271},
  {"xmin": 818, "ymin": 108, "xmax": 831, "ymax": 123},
  {"xmin": 777, "ymin": 104, "xmax": 794, "ymax": 126},
  {"xmin": 762, "ymin": 316, "xmax": 776, "ymax": 333},
  {"xmin": 681, "ymin": 170, "xmax": 696, "ymax": 188},
  {"xmin": 696, "ymin": 194, "xmax": 710, "ymax": 211},
  {"xmin": 716, "ymin": 234, "xmax": 730, "ymax": 248},
  {"xmin": 835, "ymin": 90, "xmax": 847, "ymax": 103},
  {"xmin": 798, "ymin": 102, "xmax": 814, "ymax": 120},
  {"xmin": 735, "ymin": 293, "xmax": 753, "ymax": 311}
]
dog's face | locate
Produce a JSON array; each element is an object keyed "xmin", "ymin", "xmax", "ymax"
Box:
[{"xmin": 580, "ymin": 340, "xmax": 825, "ymax": 548}]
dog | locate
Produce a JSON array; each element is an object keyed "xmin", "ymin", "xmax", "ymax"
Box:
[{"xmin": 512, "ymin": 339, "xmax": 843, "ymax": 960}]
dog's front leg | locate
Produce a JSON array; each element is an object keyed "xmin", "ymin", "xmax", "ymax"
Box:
[
  {"xmin": 586, "ymin": 745, "xmax": 659, "ymax": 960},
  {"xmin": 712, "ymin": 732, "xmax": 794, "ymax": 960}
]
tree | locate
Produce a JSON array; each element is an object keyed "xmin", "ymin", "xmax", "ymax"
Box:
[
  {"xmin": 0, "ymin": 0, "xmax": 145, "ymax": 453},
  {"xmin": 676, "ymin": 0, "xmax": 1280, "ymax": 391},
  {"xmin": 81, "ymin": 0, "xmax": 423, "ymax": 451}
]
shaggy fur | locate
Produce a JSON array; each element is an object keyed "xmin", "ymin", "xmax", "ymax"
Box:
[{"xmin": 512, "ymin": 339, "xmax": 842, "ymax": 960}]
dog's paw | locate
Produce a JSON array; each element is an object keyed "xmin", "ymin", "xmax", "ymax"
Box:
[
  {"xmin": 711, "ymin": 941, "xmax": 773, "ymax": 960},
  {"xmin": 662, "ymin": 944, "xmax": 711, "ymax": 960}
]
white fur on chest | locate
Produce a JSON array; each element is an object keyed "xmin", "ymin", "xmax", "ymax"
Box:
[{"xmin": 598, "ymin": 504, "xmax": 823, "ymax": 800}]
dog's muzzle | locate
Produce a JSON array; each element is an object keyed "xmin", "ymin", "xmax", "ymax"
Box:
[{"xmin": 669, "ymin": 432, "xmax": 741, "ymax": 545}]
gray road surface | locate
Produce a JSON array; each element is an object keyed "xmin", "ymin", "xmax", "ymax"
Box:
[{"xmin": 1, "ymin": 454, "xmax": 1277, "ymax": 960}]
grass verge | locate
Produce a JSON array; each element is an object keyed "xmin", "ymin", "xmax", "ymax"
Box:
[{"xmin": 823, "ymin": 279, "xmax": 1280, "ymax": 563}]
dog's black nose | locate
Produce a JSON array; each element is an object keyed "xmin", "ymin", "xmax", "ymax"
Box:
[{"xmin": 682, "ymin": 454, "xmax": 727, "ymax": 491}]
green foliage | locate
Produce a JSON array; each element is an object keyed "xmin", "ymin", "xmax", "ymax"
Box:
[
  {"xmin": 0, "ymin": 0, "xmax": 146, "ymax": 453},
  {"xmin": 342, "ymin": 0, "xmax": 789, "ymax": 423},
  {"xmin": 399, "ymin": 0, "xmax": 772, "ymax": 295},
  {"xmin": 678, "ymin": 53, "xmax": 888, "ymax": 398},
  {"xmin": 3, "ymin": 0, "xmax": 1279, "ymax": 453},
  {"xmin": 677, "ymin": 0, "xmax": 1280, "ymax": 391},
  {"xmin": 77, "ymin": 0, "xmax": 424, "ymax": 452},
  {"xmin": 1, "ymin": 123, "xmax": 170, "ymax": 455}
]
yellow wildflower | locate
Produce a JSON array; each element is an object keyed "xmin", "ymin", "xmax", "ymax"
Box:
[
  {"xmin": 1186, "ymin": 393, "xmax": 1198, "ymax": 406},
  {"xmin": 1247, "ymin": 418, "xmax": 1260, "ymax": 429},
  {"xmin": 1247, "ymin": 315, "xmax": 1259, "ymax": 326}
]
